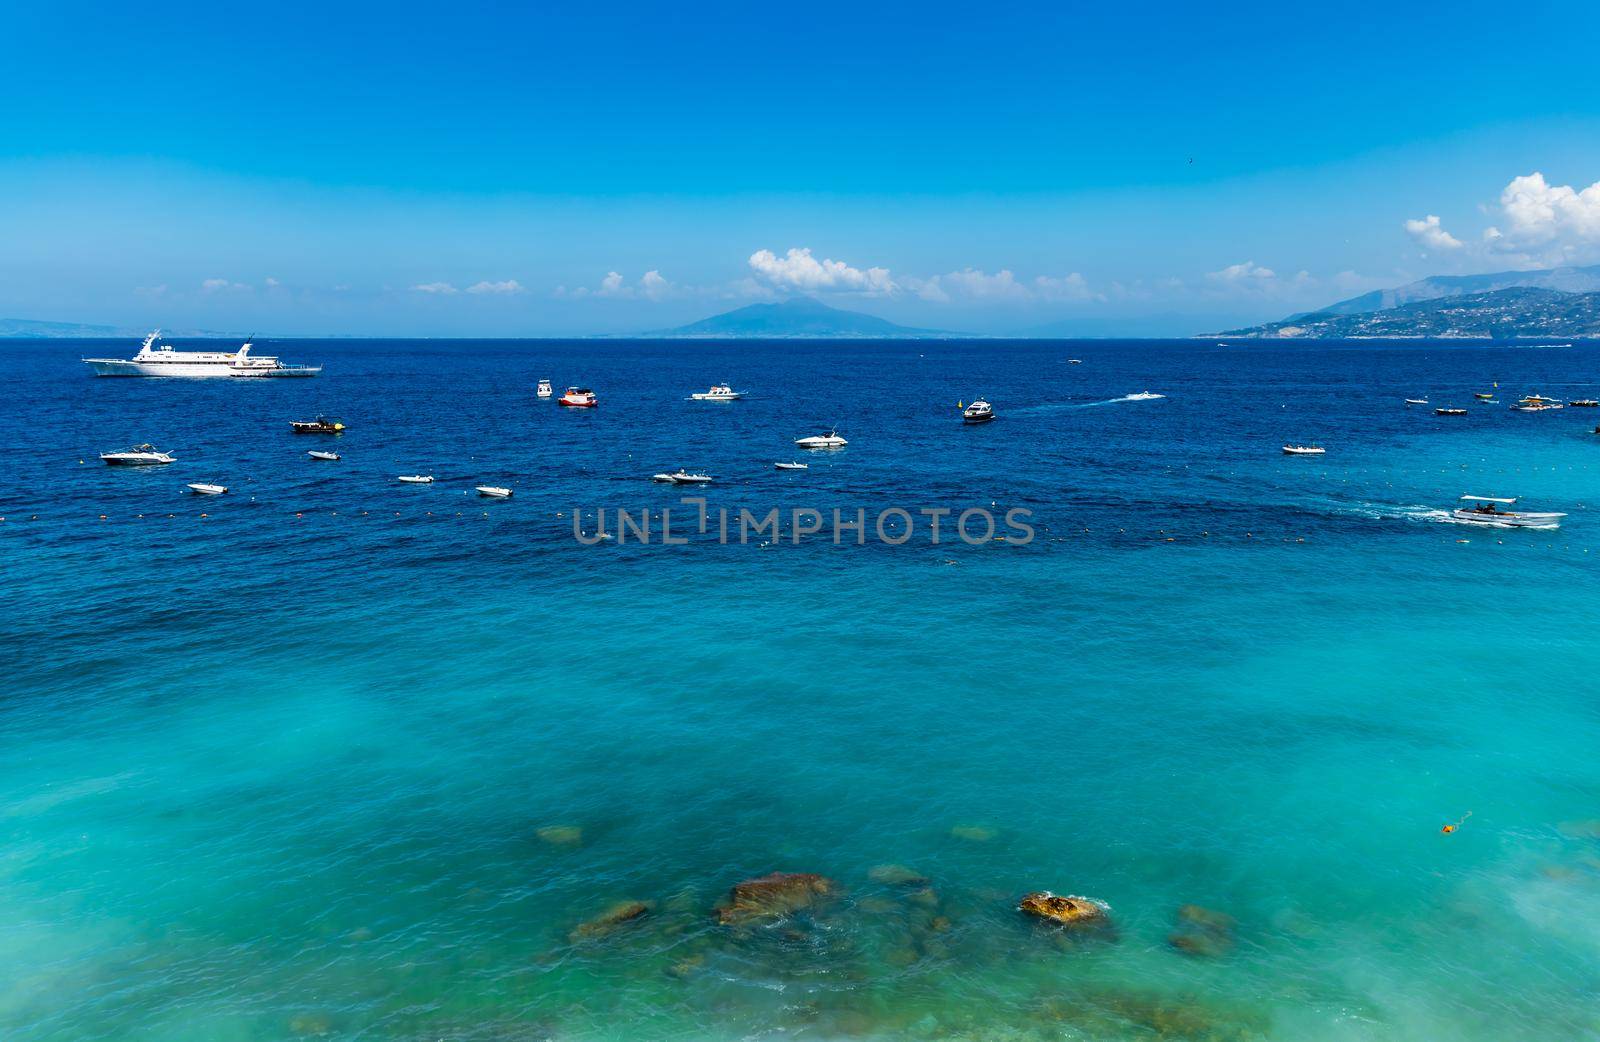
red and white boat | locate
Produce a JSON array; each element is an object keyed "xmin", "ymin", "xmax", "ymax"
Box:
[{"xmin": 559, "ymin": 386, "xmax": 597, "ymax": 408}]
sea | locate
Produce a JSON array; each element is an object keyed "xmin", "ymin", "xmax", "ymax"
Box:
[{"xmin": 3, "ymin": 337, "xmax": 1600, "ymax": 1042}]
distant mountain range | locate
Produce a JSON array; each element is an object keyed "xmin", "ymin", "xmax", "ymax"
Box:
[
  {"xmin": 1224, "ymin": 287, "xmax": 1600, "ymax": 339},
  {"xmin": 650, "ymin": 297, "xmax": 963, "ymax": 338},
  {"xmin": 1297, "ymin": 263, "xmax": 1600, "ymax": 319},
  {"xmin": 0, "ymin": 318, "xmax": 238, "ymax": 339}
]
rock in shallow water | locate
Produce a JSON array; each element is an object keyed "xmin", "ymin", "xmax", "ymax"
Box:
[
  {"xmin": 536, "ymin": 824, "xmax": 584, "ymax": 848},
  {"xmin": 569, "ymin": 899, "xmax": 654, "ymax": 942},
  {"xmin": 1169, "ymin": 903, "xmax": 1236, "ymax": 957},
  {"xmin": 1017, "ymin": 891, "xmax": 1110, "ymax": 928},
  {"xmin": 869, "ymin": 863, "xmax": 931, "ymax": 887},
  {"xmin": 716, "ymin": 872, "xmax": 835, "ymax": 924}
]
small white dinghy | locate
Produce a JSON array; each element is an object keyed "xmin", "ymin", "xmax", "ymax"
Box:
[
  {"xmin": 397, "ymin": 475, "xmax": 434, "ymax": 484},
  {"xmin": 307, "ymin": 450, "xmax": 340, "ymax": 461},
  {"xmin": 1404, "ymin": 398, "xmax": 1429, "ymax": 406},
  {"xmin": 1282, "ymin": 445, "xmax": 1326, "ymax": 455},
  {"xmin": 774, "ymin": 461, "xmax": 809, "ymax": 471},
  {"xmin": 187, "ymin": 483, "xmax": 228, "ymax": 496},
  {"xmin": 476, "ymin": 485, "xmax": 513, "ymax": 498}
]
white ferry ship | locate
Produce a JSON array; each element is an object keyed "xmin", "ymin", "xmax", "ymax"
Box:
[{"xmin": 83, "ymin": 331, "xmax": 321, "ymax": 378}]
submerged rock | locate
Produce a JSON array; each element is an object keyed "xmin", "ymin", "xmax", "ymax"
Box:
[
  {"xmin": 1169, "ymin": 903, "xmax": 1236, "ymax": 957},
  {"xmin": 536, "ymin": 824, "xmax": 584, "ymax": 848},
  {"xmin": 288, "ymin": 1013, "xmax": 333, "ymax": 1036},
  {"xmin": 716, "ymin": 872, "xmax": 835, "ymax": 924},
  {"xmin": 868, "ymin": 863, "xmax": 931, "ymax": 887},
  {"xmin": 1017, "ymin": 891, "xmax": 1110, "ymax": 928},
  {"xmin": 950, "ymin": 825, "xmax": 997, "ymax": 843},
  {"xmin": 569, "ymin": 899, "xmax": 654, "ymax": 942}
]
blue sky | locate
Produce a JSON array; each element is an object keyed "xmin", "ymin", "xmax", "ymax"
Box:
[{"xmin": 5, "ymin": 0, "xmax": 1600, "ymax": 335}]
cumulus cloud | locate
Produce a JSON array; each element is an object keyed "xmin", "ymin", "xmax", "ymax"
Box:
[
  {"xmin": 555, "ymin": 270, "xmax": 677, "ymax": 300},
  {"xmin": 412, "ymin": 281, "xmax": 459, "ymax": 294},
  {"xmin": 748, "ymin": 247, "xmax": 896, "ymax": 295},
  {"xmin": 1207, "ymin": 261, "xmax": 1276, "ymax": 283},
  {"xmin": 1485, "ymin": 172, "xmax": 1600, "ymax": 260},
  {"xmin": 466, "ymin": 279, "xmax": 524, "ymax": 295},
  {"xmin": 201, "ymin": 277, "xmax": 250, "ymax": 292},
  {"xmin": 1403, "ymin": 214, "xmax": 1463, "ymax": 251}
]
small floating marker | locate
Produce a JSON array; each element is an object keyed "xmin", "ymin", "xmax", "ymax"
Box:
[
  {"xmin": 1441, "ymin": 811, "xmax": 1472, "ymax": 834},
  {"xmin": 99, "ymin": 515, "xmax": 107, "ymax": 520}
]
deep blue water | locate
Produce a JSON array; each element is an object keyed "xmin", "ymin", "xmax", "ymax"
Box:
[{"xmin": 4, "ymin": 337, "xmax": 1600, "ymax": 1042}]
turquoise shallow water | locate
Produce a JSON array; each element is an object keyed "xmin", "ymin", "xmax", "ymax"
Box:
[{"xmin": 4, "ymin": 338, "xmax": 1600, "ymax": 1041}]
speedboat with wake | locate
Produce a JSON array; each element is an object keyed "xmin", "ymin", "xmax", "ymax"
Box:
[
  {"xmin": 691, "ymin": 384, "xmax": 744, "ymax": 401},
  {"xmin": 1124, "ymin": 391, "xmax": 1164, "ymax": 401},
  {"xmin": 100, "ymin": 444, "xmax": 175, "ymax": 466},
  {"xmin": 774, "ymin": 461, "xmax": 809, "ymax": 471},
  {"xmin": 795, "ymin": 430, "xmax": 847, "ymax": 449},
  {"xmin": 1452, "ymin": 495, "xmax": 1565, "ymax": 528},
  {"xmin": 397, "ymin": 474, "xmax": 434, "ymax": 484},
  {"xmin": 962, "ymin": 398, "xmax": 995, "ymax": 424},
  {"xmin": 1282, "ymin": 444, "xmax": 1325, "ymax": 455}
]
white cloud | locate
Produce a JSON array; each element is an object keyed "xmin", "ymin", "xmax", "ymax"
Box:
[
  {"xmin": 639, "ymin": 270, "xmax": 670, "ymax": 301},
  {"xmin": 748, "ymin": 247, "xmax": 896, "ymax": 295},
  {"xmin": 1486, "ymin": 171, "xmax": 1600, "ymax": 260},
  {"xmin": 913, "ymin": 268, "xmax": 1095, "ymax": 303},
  {"xmin": 556, "ymin": 270, "xmax": 679, "ymax": 301},
  {"xmin": 1403, "ymin": 214, "xmax": 1463, "ymax": 251},
  {"xmin": 1207, "ymin": 261, "xmax": 1276, "ymax": 283},
  {"xmin": 264, "ymin": 277, "xmax": 281, "ymax": 288},
  {"xmin": 201, "ymin": 277, "xmax": 250, "ymax": 292},
  {"xmin": 1033, "ymin": 272, "xmax": 1095, "ymax": 301},
  {"xmin": 466, "ymin": 279, "xmax": 524, "ymax": 295},
  {"xmin": 412, "ymin": 281, "xmax": 459, "ymax": 294}
]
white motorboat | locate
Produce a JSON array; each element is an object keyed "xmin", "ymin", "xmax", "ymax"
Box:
[
  {"xmin": 84, "ymin": 330, "xmax": 319, "ymax": 377},
  {"xmin": 795, "ymin": 430, "xmax": 848, "ymax": 449},
  {"xmin": 1125, "ymin": 391, "xmax": 1165, "ymax": 401},
  {"xmin": 1404, "ymin": 398, "xmax": 1429, "ymax": 406},
  {"xmin": 187, "ymin": 483, "xmax": 228, "ymax": 496},
  {"xmin": 536, "ymin": 379, "xmax": 554, "ymax": 398},
  {"xmin": 1511, "ymin": 394, "xmax": 1563, "ymax": 412},
  {"xmin": 477, "ymin": 486, "xmax": 513, "ymax": 498},
  {"xmin": 307, "ymin": 450, "xmax": 340, "ymax": 461},
  {"xmin": 397, "ymin": 475, "xmax": 434, "ymax": 484},
  {"xmin": 691, "ymin": 384, "xmax": 744, "ymax": 401},
  {"xmin": 1282, "ymin": 445, "xmax": 1326, "ymax": 455},
  {"xmin": 1435, "ymin": 406, "xmax": 1467, "ymax": 416},
  {"xmin": 1451, "ymin": 495, "xmax": 1565, "ymax": 528},
  {"xmin": 1569, "ymin": 399, "xmax": 1599, "ymax": 408},
  {"xmin": 100, "ymin": 444, "xmax": 176, "ymax": 466},
  {"xmin": 559, "ymin": 386, "xmax": 597, "ymax": 407},
  {"xmin": 774, "ymin": 462, "xmax": 809, "ymax": 471},
  {"xmin": 962, "ymin": 398, "xmax": 995, "ymax": 424},
  {"xmin": 1068, "ymin": 359, "xmax": 1083, "ymax": 364},
  {"xmin": 652, "ymin": 470, "xmax": 713, "ymax": 484}
]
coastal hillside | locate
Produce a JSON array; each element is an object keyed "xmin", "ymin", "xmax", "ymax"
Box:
[
  {"xmin": 651, "ymin": 296, "xmax": 959, "ymax": 338},
  {"xmin": 1222, "ymin": 287, "xmax": 1600, "ymax": 338},
  {"xmin": 1302, "ymin": 263, "xmax": 1600, "ymax": 318}
]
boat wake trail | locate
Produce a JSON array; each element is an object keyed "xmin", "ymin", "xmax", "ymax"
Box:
[{"xmin": 1012, "ymin": 393, "xmax": 1167, "ymax": 415}]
